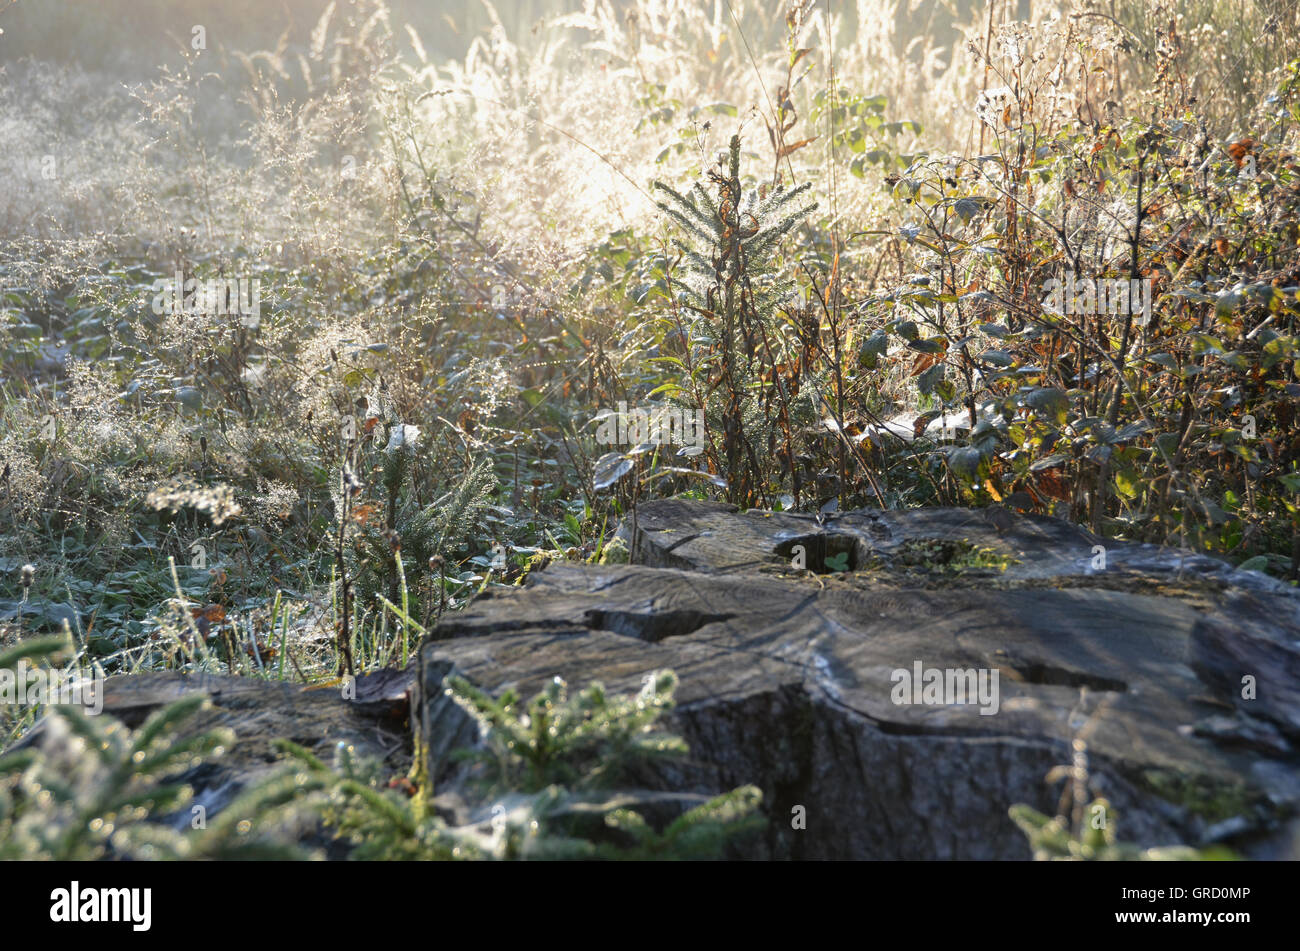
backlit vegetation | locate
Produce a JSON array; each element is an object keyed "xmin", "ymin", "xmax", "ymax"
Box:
[{"xmin": 0, "ymin": 0, "xmax": 1297, "ymax": 859}]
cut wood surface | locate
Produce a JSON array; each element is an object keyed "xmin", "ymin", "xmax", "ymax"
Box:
[{"xmin": 415, "ymin": 499, "xmax": 1300, "ymax": 859}]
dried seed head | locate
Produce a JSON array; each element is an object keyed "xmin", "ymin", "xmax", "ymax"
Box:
[{"xmin": 20, "ymin": 563, "xmax": 35, "ymax": 588}]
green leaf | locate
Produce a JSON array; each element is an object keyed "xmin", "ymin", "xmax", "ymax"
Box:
[
  {"xmin": 824, "ymin": 552, "xmax": 850, "ymax": 573},
  {"xmin": 917, "ymin": 363, "xmax": 945, "ymax": 395},
  {"xmin": 1236, "ymin": 556, "xmax": 1269, "ymax": 573},
  {"xmin": 953, "ymin": 198, "xmax": 982, "ymax": 224},
  {"xmin": 1192, "ymin": 335, "xmax": 1225, "ymax": 356},
  {"xmin": 857, "ymin": 331, "xmax": 888, "ymax": 369},
  {"xmin": 946, "ymin": 446, "xmax": 983, "ymax": 482},
  {"xmin": 1114, "ymin": 468, "xmax": 1140, "ymax": 500},
  {"xmin": 1023, "ymin": 387, "xmax": 1070, "ymax": 423}
]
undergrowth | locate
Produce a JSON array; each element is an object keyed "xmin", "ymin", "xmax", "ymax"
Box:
[
  {"xmin": 1, "ymin": 637, "xmax": 761, "ymax": 861},
  {"xmin": 1, "ymin": 0, "xmax": 1296, "ymax": 860}
]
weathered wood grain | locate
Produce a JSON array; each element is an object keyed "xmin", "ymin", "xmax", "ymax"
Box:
[{"xmin": 416, "ymin": 500, "xmax": 1300, "ymax": 859}]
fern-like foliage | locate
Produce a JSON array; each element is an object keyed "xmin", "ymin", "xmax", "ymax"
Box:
[
  {"xmin": 2, "ymin": 640, "xmax": 761, "ymax": 861},
  {"xmin": 594, "ymin": 784, "xmax": 765, "ymax": 859},
  {"xmin": 0, "ymin": 640, "xmax": 316, "ymax": 859},
  {"xmin": 1009, "ymin": 709, "xmax": 1237, "ymax": 861},
  {"xmin": 446, "ymin": 669, "xmax": 687, "ymax": 793},
  {"xmin": 348, "ymin": 432, "xmax": 497, "ymax": 610},
  {"xmin": 653, "ymin": 134, "xmax": 819, "ymax": 506},
  {"xmin": 0, "ymin": 696, "xmax": 315, "ymax": 860},
  {"xmin": 1009, "ymin": 799, "xmax": 1233, "ymax": 861},
  {"xmin": 654, "ymin": 154, "xmax": 815, "ymax": 313},
  {"xmin": 278, "ymin": 670, "xmax": 763, "ymax": 860},
  {"xmin": 273, "ymin": 739, "xmax": 469, "ymax": 860}
]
